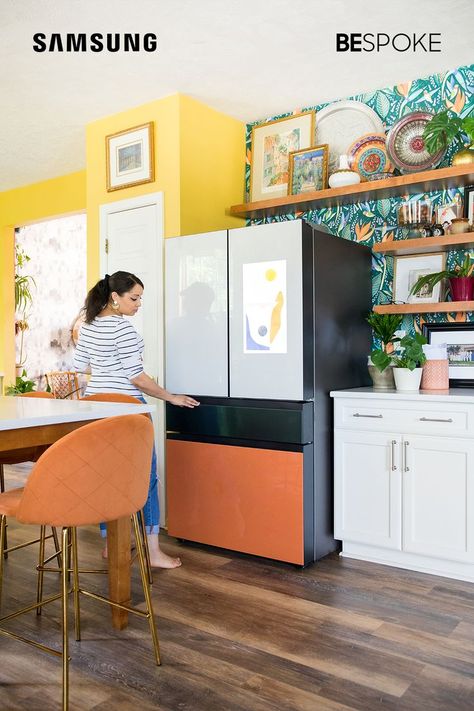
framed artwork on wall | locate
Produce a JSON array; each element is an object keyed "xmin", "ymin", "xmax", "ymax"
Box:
[
  {"xmin": 288, "ymin": 144, "xmax": 328, "ymax": 195},
  {"xmin": 464, "ymin": 184, "xmax": 474, "ymax": 226},
  {"xmin": 393, "ymin": 253, "xmax": 446, "ymax": 304},
  {"xmin": 422, "ymin": 321, "xmax": 474, "ymax": 387},
  {"xmin": 106, "ymin": 122, "xmax": 154, "ymax": 191},
  {"xmin": 249, "ymin": 111, "xmax": 315, "ymax": 202}
]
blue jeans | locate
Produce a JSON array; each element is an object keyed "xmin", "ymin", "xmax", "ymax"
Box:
[{"xmin": 100, "ymin": 397, "xmax": 160, "ymax": 536}]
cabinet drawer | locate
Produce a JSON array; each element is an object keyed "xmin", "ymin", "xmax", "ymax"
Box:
[{"xmin": 335, "ymin": 398, "xmax": 471, "ymax": 436}]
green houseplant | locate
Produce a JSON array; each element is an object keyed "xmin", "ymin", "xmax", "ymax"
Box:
[
  {"xmin": 366, "ymin": 312, "xmax": 403, "ymax": 391},
  {"xmin": 5, "ymin": 369, "xmax": 36, "ymax": 395},
  {"xmin": 391, "ymin": 333, "xmax": 427, "ymax": 392},
  {"xmin": 409, "ymin": 253, "xmax": 474, "ymax": 302},
  {"xmin": 14, "ymin": 245, "xmax": 36, "ymax": 369},
  {"xmin": 422, "ymin": 110, "xmax": 474, "ymax": 164}
]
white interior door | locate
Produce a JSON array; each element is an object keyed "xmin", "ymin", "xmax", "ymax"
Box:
[{"xmin": 100, "ymin": 194, "xmax": 167, "ymax": 520}]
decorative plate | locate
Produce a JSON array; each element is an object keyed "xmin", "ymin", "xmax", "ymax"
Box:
[
  {"xmin": 315, "ymin": 101, "xmax": 384, "ymax": 174},
  {"xmin": 347, "ymin": 133, "xmax": 394, "ymax": 181},
  {"xmin": 386, "ymin": 112, "xmax": 446, "ymax": 173}
]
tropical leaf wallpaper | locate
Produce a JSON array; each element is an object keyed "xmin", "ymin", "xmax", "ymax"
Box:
[{"xmin": 245, "ymin": 63, "xmax": 474, "ymax": 338}]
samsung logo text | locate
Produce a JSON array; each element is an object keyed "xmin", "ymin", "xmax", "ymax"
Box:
[{"xmin": 32, "ymin": 33, "xmax": 158, "ymax": 53}]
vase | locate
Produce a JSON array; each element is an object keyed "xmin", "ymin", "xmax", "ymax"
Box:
[
  {"xmin": 451, "ymin": 146, "xmax": 474, "ymax": 166},
  {"xmin": 328, "ymin": 155, "xmax": 361, "ymax": 188},
  {"xmin": 393, "ymin": 367, "xmax": 423, "ymax": 392},
  {"xmin": 368, "ymin": 365, "xmax": 395, "ymax": 391},
  {"xmin": 449, "ymin": 276, "xmax": 474, "ymax": 301}
]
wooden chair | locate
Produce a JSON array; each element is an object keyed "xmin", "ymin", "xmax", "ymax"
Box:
[
  {"xmin": 46, "ymin": 371, "xmax": 81, "ymax": 400},
  {"xmin": 0, "ymin": 414, "xmax": 160, "ymax": 711}
]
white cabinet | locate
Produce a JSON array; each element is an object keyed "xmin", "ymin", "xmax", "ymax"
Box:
[
  {"xmin": 332, "ymin": 388, "xmax": 474, "ymax": 582},
  {"xmin": 334, "ymin": 430, "xmax": 401, "ymax": 550}
]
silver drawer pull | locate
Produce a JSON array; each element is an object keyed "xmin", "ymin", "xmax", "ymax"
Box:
[
  {"xmin": 419, "ymin": 417, "xmax": 453, "ymax": 423},
  {"xmin": 353, "ymin": 413, "xmax": 383, "ymax": 418}
]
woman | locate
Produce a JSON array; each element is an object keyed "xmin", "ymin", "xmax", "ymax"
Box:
[{"xmin": 73, "ymin": 271, "xmax": 199, "ymax": 568}]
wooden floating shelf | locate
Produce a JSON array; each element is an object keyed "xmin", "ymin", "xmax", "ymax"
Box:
[
  {"xmin": 373, "ymin": 232, "xmax": 474, "ymax": 256},
  {"xmin": 374, "ymin": 301, "xmax": 474, "ymax": 315},
  {"xmin": 229, "ymin": 165, "xmax": 474, "ymax": 219}
]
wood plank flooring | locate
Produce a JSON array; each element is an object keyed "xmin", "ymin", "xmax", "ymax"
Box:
[{"xmin": 0, "ymin": 463, "xmax": 473, "ymax": 710}]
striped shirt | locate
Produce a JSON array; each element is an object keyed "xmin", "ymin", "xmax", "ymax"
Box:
[{"xmin": 73, "ymin": 316, "xmax": 145, "ymax": 396}]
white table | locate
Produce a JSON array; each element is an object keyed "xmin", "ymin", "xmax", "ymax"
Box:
[{"xmin": 0, "ymin": 396, "xmax": 154, "ymax": 628}]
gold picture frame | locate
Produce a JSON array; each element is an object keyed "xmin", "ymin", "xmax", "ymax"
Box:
[
  {"xmin": 288, "ymin": 144, "xmax": 328, "ymax": 195},
  {"xmin": 106, "ymin": 122, "xmax": 155, "ymax": 192},
  {"xmin": 249, "ymin": 111, "xmax": 315, "ymax": 202}
]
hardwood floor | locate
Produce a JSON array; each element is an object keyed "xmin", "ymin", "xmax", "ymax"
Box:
[{"xmin": 0, "ymin": 463, "xmax": 473, "ymax": 710}]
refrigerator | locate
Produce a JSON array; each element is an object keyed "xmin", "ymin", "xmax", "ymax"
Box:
[{"xmin": 164, "ymin": 219, "xmax": 371, "ymax": 565}]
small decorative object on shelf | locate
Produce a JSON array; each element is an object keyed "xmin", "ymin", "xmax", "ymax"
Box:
[
  {"xmin": 420, "ymin": 225, "xmax": 433, "ymax": 238},
  {"xmin": 347, "ymin": 133, "xmax": 394, "ymax": 181},
  {"xmin": 450, "ymin": 217, "xmax": 470, "ymax": 234},
  {"xmin": 463, "ymin": 184, "xmax": 474, "ymax": 226},
  {"xmin": 328, "ymin": 154, "xmax": 361, "ymax": 188},
  {"xmin": 422, "ymin": 109, "xmax": 474, "ymax": 166},
  {"xmin": 432, "ymin": 224, "xmax": 445, "ymax": 236}
]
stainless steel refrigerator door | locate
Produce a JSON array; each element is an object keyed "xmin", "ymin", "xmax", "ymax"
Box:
[
  {"xmin": 229, "ymin": 221, "xmax": 305, "ymax": 400},
  {"xmin": 165, "ymin": 230, "xmax": 228, "ymax": 396}
]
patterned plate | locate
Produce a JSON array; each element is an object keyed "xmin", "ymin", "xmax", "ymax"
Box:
[
  {"xmin": 315, "ymin": 100, "xmax": 384, "ymax": 174},
  {"xmin": 347, "ymin": 133, "xmax": 394, "ymax": 181},
  {"xmin": 386, "ymin": 112, "xmax": 446, "ymax": 173}
]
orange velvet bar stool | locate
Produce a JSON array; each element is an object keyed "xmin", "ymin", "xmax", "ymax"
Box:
[
  {"xmin": 0, "ymin": 414, "xmax": 160, "ymax": 711},
  {"xmin": 81, "ymin": 393, "xmax": 154, "ymax": 584}
]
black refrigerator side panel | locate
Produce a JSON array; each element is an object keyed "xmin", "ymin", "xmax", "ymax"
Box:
[{"xmin": 312, "ymin": 228, "xmax": 372, "ymax": 559}]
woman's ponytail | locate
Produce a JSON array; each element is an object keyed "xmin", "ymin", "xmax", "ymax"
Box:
[{"xmin": 83, "ymin": 275, "xmax": 110, "ymax": 323}]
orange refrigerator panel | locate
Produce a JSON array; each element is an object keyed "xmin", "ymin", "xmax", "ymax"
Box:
[{"xmin": 167, "ymin": 439, "xmax": 305, "ymax": 564}]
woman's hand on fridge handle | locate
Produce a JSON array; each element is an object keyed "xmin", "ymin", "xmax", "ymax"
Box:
[{"xmin": 169, "ymin": 394, "xmax": 200, "ymax": 408}]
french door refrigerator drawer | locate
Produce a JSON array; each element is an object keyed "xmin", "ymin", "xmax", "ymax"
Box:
[{"xmin": 166, "ymin": 398, "xmax": 314, "ymax": 445}]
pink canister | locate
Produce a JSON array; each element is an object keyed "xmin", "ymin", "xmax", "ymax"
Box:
[{"xmin": 421, "ymin": 359, "xmax": 449, "ymax": 391}]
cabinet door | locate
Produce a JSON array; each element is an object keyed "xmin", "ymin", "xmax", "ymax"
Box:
[
  {"xmin": 334, "ymin": 430, "xmax": 402, "ymax": 549},
  {"xmin": 403, "ymin": 436, "xmax": 474, "ymax": 562}
]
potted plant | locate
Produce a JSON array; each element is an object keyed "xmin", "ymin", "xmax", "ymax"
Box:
[
  {"xmin": 14, "ymin": 245, "xmax": 36, "ymax": 372},
  {"xmin": 391, "ymin": 333, "xmax": 427, "ymax": 392},
  {"xmin": 366, "ymin": 312, "xmax": 403, "ymax": 390},
  {"xmin": 5, "ymin": 369, "xmax": 36, "ymax": 395},
  {"xmin": 409, "ymin": 253, "xmax": 474, "ymax": 302},
  {"xmin": 422, "ymin": 109, "xmax": 474, "ymax": 165}
]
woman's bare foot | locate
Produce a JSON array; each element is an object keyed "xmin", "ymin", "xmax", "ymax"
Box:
[{"xmin": 147, "ymin": 534, "xmax": 182, "ymax": 569}]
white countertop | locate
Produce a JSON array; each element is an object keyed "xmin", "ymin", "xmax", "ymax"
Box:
[
  {"xmin": 0, "ymin": 396, "xmax": 154, "ymax": 431},
  {"xmin": 330, "ymin": 386, "xmax": 474, "ymax": 404}
]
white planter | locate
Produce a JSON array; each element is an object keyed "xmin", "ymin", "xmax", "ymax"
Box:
[{"xmin": 393, "ymin": 367, "xmax": 423, "ymax": 392}]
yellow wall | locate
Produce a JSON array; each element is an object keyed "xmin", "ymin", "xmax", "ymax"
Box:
[
  {"xmin": 0, "ymin": 171, "xmax": 86, "ymax": 387},
  {"xmin": 178, "ymin": 95, "xmax": 245, "ymax": 235}
]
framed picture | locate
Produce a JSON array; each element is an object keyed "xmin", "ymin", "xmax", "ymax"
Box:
[
  {"xmin": 288, "ymin": 144, "xmax": 328, "ymax": 195},
  {"xmin": 393, "ymin": 253, "xmax": 446, "ymax": 304},
  {"xmin": 249, "ymin": 111, "xmax": 315, "ymax": 202},
  {"xmin": 464, "ymin": 184, "xmax": 474, "ymax": 225},
  {"xmin": 436, "ymin": 202, "xmax": 460, "ymax": 231},
  {"xmin": 422, "ymin": 322, "xmax": 474, "ymax": 387},
  {"xmin": 106, "ymin": 122, "xmax": 154, "ymax": 191}
]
